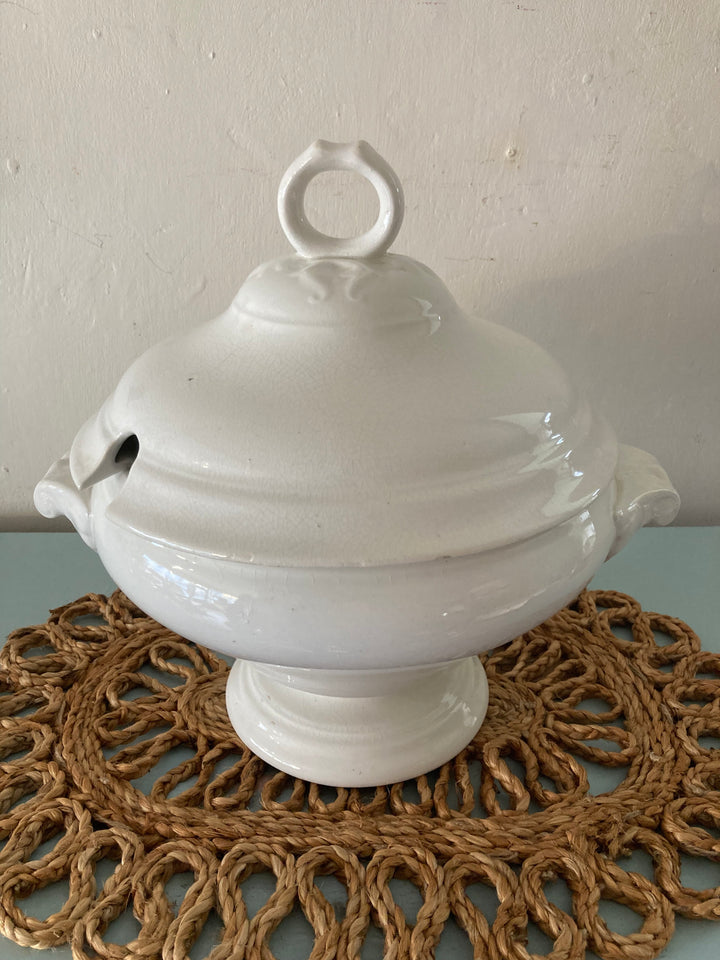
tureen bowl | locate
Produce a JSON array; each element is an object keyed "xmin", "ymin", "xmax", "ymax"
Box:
[{"xmin": 35, "ymin": 140, "xmax": 679, "ymax": 786}]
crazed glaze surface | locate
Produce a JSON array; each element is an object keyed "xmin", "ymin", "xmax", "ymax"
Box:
[{"xmin": 34, "ymin": 140, "xmax": 680, "ymax": 785}]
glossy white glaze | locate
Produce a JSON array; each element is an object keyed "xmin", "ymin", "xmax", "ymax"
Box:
[
  {"xmin": 86, "ymin": 473, "xmax": 615, "ymax": 670},
  {"xmin": 609, "ymin": 444, "xmax": 682, "ymax": 558},
  {"xmin": 226, "ymin": 657, "xmax": 488, "ymax": 787},
  {"xmin": 277, "ymin": 140, "xmax": 404, "ymax": 259},
  {"xmin": 34, "ymin": 140, "xmax": 680, "ymax": 786},
  {"xmin": 58, "ymin": 259, "xmax": 618, "ymax": 567}
]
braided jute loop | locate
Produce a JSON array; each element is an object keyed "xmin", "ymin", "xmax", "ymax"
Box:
[{"xmin": 0, "ymin": 587, "xmax": 718, "ymax": 958}]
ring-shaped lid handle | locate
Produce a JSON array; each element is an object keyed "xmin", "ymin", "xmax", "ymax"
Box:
[{"xmin": 277, "ymin": 140, "xmax": 404, "ymax": 259}]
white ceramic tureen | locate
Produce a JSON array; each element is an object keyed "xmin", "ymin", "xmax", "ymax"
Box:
[{"xmin": 35, "ymin": 140, "xmax": 680, "ymax": 787}]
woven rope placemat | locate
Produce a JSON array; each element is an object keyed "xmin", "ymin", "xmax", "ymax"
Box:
[{"xmin": 0, "ymin": 589, "xmax": 719, "ymax": 959}]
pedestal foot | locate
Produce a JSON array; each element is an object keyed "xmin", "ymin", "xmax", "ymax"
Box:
[{"xmin": 225, "ymin": 657, "xmax": 488, "ymax": 787}]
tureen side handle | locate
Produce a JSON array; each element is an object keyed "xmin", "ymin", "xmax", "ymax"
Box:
[
  {"xmin": 34, "ymin": 455, "xmax": 96, "ymax": 550},
  {"xmin": 607, "ymin": 444, "xmax": 680, "ymax": 559}
]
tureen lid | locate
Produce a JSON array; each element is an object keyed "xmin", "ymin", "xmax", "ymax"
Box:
[{"xmin": 68, "ymin": 140, "xmax": 617, "ymax": 566}]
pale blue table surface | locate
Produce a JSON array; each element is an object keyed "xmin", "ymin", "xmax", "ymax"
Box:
[{"xmin": 0, "ymin": 529, "xmax": 718, "ymax": 959}]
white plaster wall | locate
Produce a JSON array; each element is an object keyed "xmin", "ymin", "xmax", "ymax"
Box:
[{"xmin": 2, "ymin": 0, "xmax": 719, "ymax": 528}]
